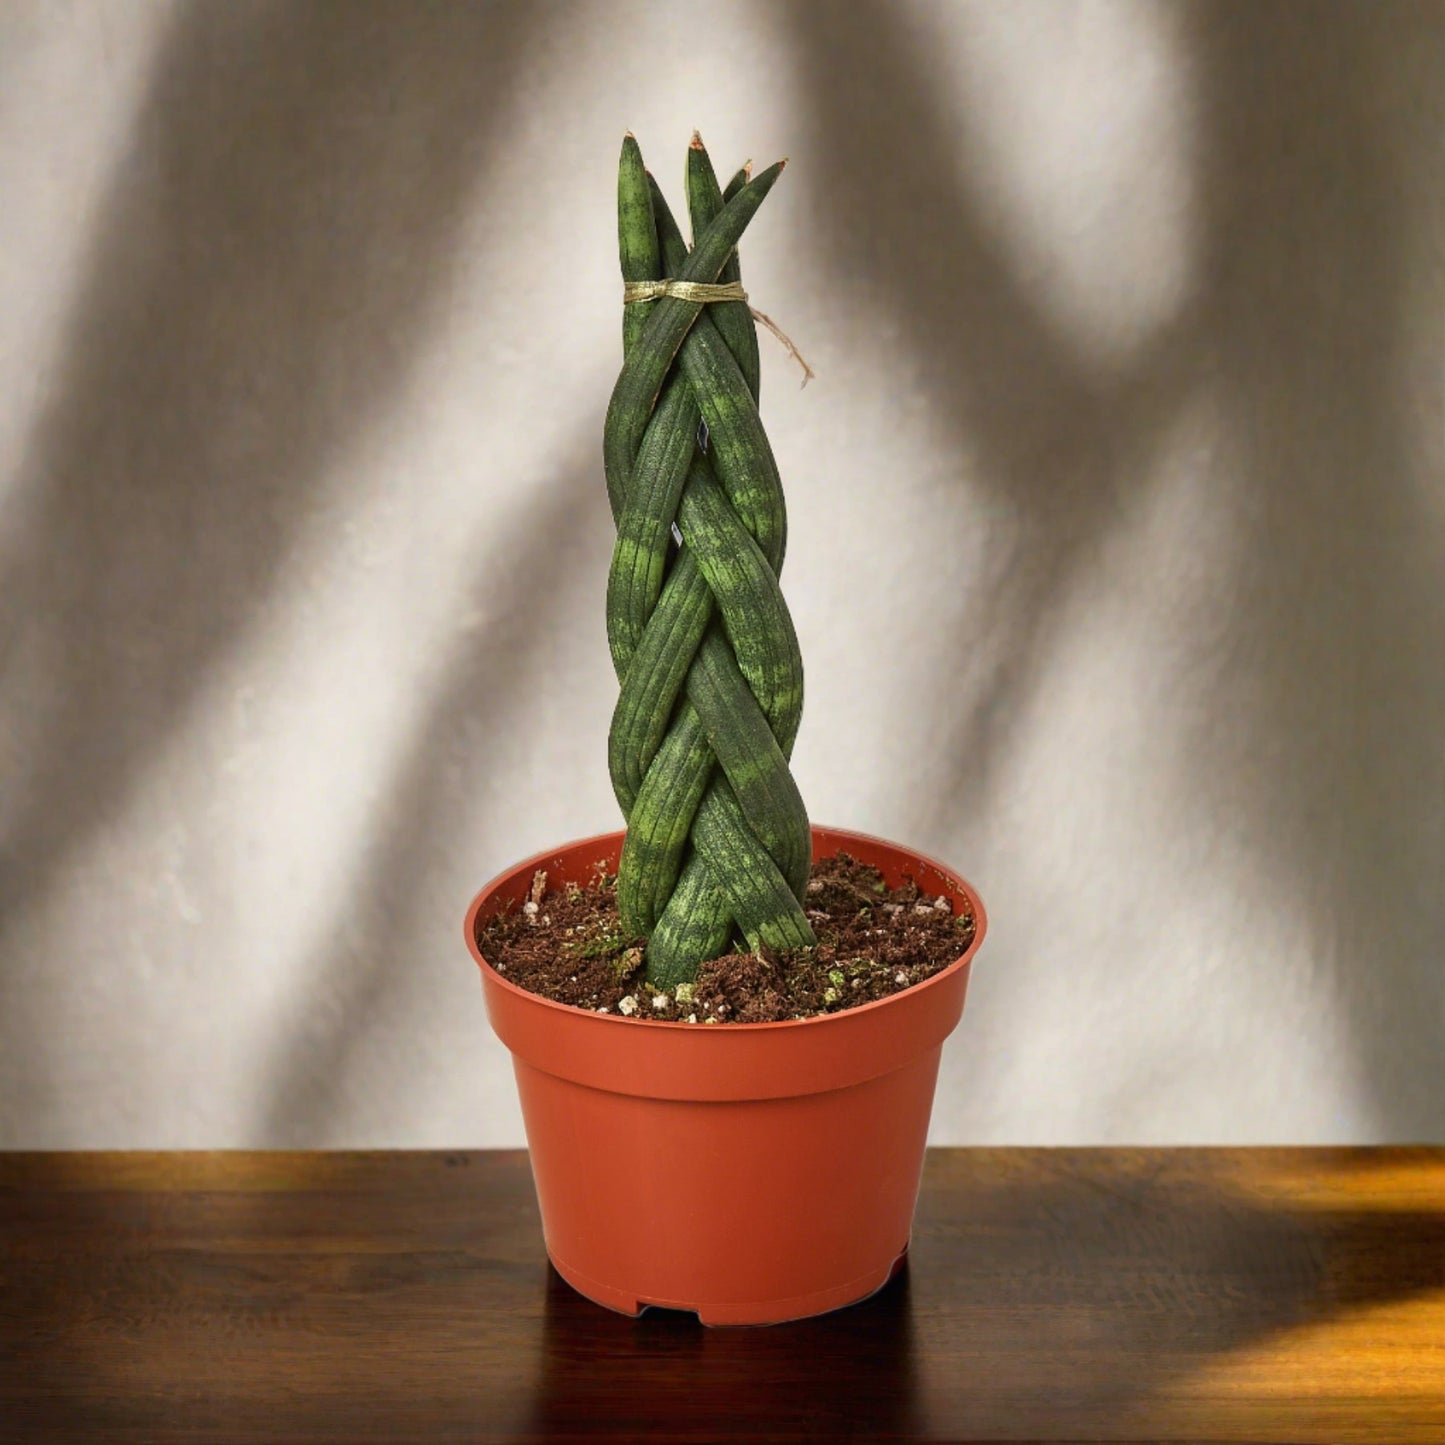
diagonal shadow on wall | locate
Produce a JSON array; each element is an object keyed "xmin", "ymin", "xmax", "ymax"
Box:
[
  {"xmin": 1172, "ymin": 6, "xmax": 1445, "ymax": 1138},
  {"xmin": 782, "ymin": 1, "xmax": 1195, "ymax": 836},
  {"xmin": 257, "ymin": 432, "xmax": 611, "ymax": 1146},
  {"xmin": 0, "ymin": 0, "xmax": 552, "ymax": 1135},
  {"xmin": 783, "ymin": 1, "xmax": 1443, "ymax": 1137}
]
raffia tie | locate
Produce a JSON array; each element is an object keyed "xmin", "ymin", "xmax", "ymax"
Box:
[{"xmin": 623, "ymin": 280, "xmax": 816, "ymax": 386}]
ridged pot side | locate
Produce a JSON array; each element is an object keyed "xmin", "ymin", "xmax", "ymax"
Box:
[{"xmin": 465, "ymin": 826, "xmax": 986, "ymax": 1325}]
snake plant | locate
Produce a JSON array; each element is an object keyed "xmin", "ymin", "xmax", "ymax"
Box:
[{"xmin": 604, "ymin": 133, "xmax": 813, "ymax": 987}]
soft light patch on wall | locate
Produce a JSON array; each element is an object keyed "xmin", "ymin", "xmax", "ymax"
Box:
[{"xmin": 918, "ymin": 0, "xmax": 1199, "ymax": 369}]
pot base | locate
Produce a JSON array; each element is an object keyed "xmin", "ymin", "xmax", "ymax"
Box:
[{"xmin": 548, "ymin": 1242, "xmax": 911, "ymax": 1327}]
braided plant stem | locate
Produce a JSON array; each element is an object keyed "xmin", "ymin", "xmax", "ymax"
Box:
[{"xmin": 604, "ymin": 135, "xmax": 815, "ymax": 987}]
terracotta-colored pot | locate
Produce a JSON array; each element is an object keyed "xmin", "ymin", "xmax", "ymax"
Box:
[{"xmin": 465, "ymin": 825, "xmax": 986, "ymax": 1326}]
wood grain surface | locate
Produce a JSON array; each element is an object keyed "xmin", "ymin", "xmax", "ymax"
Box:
[{"xmin": 2, "ymin": 1148, "xmax": 1442, "ymax": 1442}]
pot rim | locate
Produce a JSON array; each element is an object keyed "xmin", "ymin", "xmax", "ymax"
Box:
[{"xmin": 464, "ymin": 824, "xmax": 987, "ymax": 1033}]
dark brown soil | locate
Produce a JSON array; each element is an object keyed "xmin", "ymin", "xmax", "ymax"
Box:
[{"xmin": 474, "ymin": 852, "xmax": 975, "ymax": 1023}]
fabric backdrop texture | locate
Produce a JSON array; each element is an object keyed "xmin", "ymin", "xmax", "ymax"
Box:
[{"xmin": 2, "ymin": 0, "xmax": 1442, "ymax": 1147}]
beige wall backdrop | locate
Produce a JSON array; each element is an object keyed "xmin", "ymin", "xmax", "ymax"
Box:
[{"xmin": 2, "ymin": 1, "xmax": 1442, "ymax": 1148}]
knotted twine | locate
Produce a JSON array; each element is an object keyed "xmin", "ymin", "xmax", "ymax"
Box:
[{"xmin": 623, "ymin": 279, "xmax": 816, "ymax": 387}]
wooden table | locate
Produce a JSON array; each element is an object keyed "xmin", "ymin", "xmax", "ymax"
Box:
[{"xmin": 2, "ymin": 1149, "xmax": 1442, "ymax": 1442}]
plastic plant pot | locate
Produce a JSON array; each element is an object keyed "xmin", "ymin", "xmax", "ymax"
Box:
[{"xmin": 465, "ymin": 825, "xmax": 986, "ymax": 1326}]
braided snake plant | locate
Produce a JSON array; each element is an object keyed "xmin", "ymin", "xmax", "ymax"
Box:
[{"xmin": 604, "ymin": 134, "xmax": 813, "ymax": 988}]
